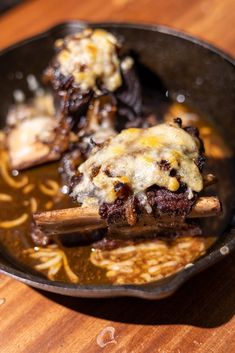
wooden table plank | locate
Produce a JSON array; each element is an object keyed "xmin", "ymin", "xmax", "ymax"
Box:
[
  {"xmin": 0, "ymin": 0, "xmax": 235, "ymax": 352},
  {"xmin": 0, "ymin": 0, "xmax": 235, "ymax": 55},
  {"xmin": 1, "ymin": 250, "xmax": 235, "ymax": 353}
]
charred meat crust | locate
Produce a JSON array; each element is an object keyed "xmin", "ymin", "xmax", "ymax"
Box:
[
  {"xmin": 43, "ymin": 68, "xmax": 93, "ymax": 127},
  {"xmin": 59, "ymin": 148, "xmax": 84, "ymax": 187},
  {"xmin": 183, "ymin": 124, "xmax": 205, "ymax": 171},
  {"xmin": 43, "ymin": 56, "xmax": 145, "ymax": 132},
  {"xmin": 146, "ymin": 185, "xmax": 196, "ymax": 216},
  {"xmin": 99, "ymin": 184, "xmax": 197, "ymax": 226}
]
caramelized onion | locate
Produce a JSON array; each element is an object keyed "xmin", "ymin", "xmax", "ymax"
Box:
[
  {"xmin": 0, "ymin": 151, "xmax": 28, "ymax": 188},
  {"xmin": 39, "ymin": 180, "xmax": 59, "ymax": 196},
  {"xmin": 0, "ymin": 193, "xmax": 12, "ymax": 202},
  {"xmin": 45, "ymin": 201, "xmax": 53, "ymax": 210},
  {"xmin": 0, "ymin": 213, "xmax": 28, "ymax": 228},
  {"xmin": 30, "ymin": 197, "xmax": 38, "ymax": 213},
  {"xmin": 23, "ymin": 184, "xmax": 35, "ymax": 194}
]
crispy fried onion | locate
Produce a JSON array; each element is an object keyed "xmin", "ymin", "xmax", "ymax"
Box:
[
  {"xmin": 39, "ymin": 180, "xmax": 59, "ymax": 196},
  {"xmin": 24, "ymin": 244, "xmax": 79, "ymax": 283},
  {"xmin": 90, "ymin": 237, "xmax": 214, "ymax": 285},
  {"xmin": 0, "ymin": 213, "xmax": 28, "ymax": 228},
  {"xmin": 0, "ymin": 193, "xmax": 13, "ymax": 202},
  {"xmin": 0, "ymin": 151, "xmax": 28, "ymax": 188}
]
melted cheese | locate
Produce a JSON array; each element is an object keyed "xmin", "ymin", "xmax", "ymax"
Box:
[
  {"xmin": 71, "ymin": 122, "xmax": 203, "ymax": 204},
  {"xmin": 56, "ymin": 28, "xmax": 122, "ymax": 92},
  {"xmin": 7, "ymin": 116, "xmax": 57, "ymax": 169}
]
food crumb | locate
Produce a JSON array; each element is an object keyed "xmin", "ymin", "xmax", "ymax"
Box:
[
  {"xmin": 184, "ymin": 263, "xmax": 194, "ymax": 269},
  {"xmin": 220, "ymin": 246, "xmax": 229, "ymax": 255},
  {"xmin": 0, "ymin": 298, "xmax": 6, "ymax": 306},
  {"xmin": 96, "ymin": 326, "xmax": 117, "ymax": 348}
]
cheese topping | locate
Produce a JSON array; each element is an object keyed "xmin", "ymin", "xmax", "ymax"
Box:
[
  {"xmin": 56, "ymin": 28, "xmax": 122, "ymax": 92},
  {"xmin": 6, "ymin": 94, "xmax": 58, "ymax": 170},
  {"xmin": 71, "ymin": 122, "xmax": 203, "ymax": 204}
]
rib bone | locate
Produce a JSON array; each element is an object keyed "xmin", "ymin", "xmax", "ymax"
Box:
[{"xmin": 34, "ymin": 196, "xmax": 222, "ymax": 236}]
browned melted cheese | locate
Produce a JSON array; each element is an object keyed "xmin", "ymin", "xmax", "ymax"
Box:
[
  {"xmin": 55, "ymin": 28, "xmax": 123, "ymax": 92},
  {"xmin": 71, "ymin": 122, "xmax": 203, "ymax": 204},
  {"xmin": 6, "ymin": 95, "xmax": 57, "ymax": 170}
]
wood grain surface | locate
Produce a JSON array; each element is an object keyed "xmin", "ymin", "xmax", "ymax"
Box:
[{"xmin": 0, "ymin": 1, "xmax": 235, "ymax": 352}]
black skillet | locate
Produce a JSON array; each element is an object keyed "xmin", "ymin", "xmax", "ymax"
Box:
[{"xmin": 0, "ymin": 21, "xmax": 234, "ymax": 299}]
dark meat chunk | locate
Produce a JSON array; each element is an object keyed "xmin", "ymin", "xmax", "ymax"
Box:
[
  {"xmin": 184, "ymin": 124, "xmax": 206, "ymax": 170},
  {"xmin": 99, "ymin": 184, "xmax": 196, "ymax": 226},
  {"xmin": 43, "ymin": 29, "xmax": 165, "ymax": 139},
  {"xmin": 114, "ymin": 60, "xmax": 142, "ymax": 130},
  {"xmin": 44, "ymin": 61, "xmax": 144, "ymax": 132},
  {"xmin": 99, "ymin": 198, "xmax": 127, "ymax": 225},
  {"xmin": 44, "ymin": 67, "xmax": 93, "ymax": 127},
  {"xmin": 59, "ymin": 95, "xmax": 117, "ymax": 186},
  {"xmin": 60, "ymin": 148, "xmax": 84, "ymax": 187},
  {"xmin": 146, "ymin": 185, "xmax": 196, "ymax": 217},
  {"xmin": 43, "ymin": 31, "xmax": 143, "ymax": 131}
]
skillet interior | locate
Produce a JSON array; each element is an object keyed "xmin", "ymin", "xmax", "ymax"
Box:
[{"xmin": 0, "ymin": 21, "xmax": 234, "ymax": 299}]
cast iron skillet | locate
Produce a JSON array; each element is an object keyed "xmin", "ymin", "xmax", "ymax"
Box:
[{"xmin": 0, "ymin": 21, "xmax": 234, "ymax": 299}]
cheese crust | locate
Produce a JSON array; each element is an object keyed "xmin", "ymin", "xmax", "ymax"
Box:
[
  {"xmin": 56, "ymin": 28, "xmax": 122, "ymax": 93},
  {"xmin": 71, "ymin": 122, "xmax": 203, "ymax": 205}
]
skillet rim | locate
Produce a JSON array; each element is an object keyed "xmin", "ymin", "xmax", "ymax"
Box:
[{"xmin": 0, "ymin": 20, "xmax": 234, "ymax": 299}]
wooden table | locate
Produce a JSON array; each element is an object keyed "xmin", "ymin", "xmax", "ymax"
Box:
[{"xmin": 0, "ymin": 1, "xmax": 235, "ymax": 352}]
